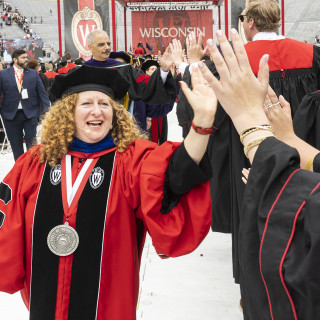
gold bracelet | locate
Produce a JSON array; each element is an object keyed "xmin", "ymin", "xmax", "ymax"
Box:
[
  {"xmin": 305, "ymin": 155, "xmax": 316, "ymax": 171},
  {"xmin": 240, "ymin": 125, "xmax": 273, "ymax": 144},
  {"xmin": 239, "ymin": 125, "xmax": 271, "ymax": 136},
  {"xmin": 244, "ymin": 137, "xmax": 268, "ymax": 158}
]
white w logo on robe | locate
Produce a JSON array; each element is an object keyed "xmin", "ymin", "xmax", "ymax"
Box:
[
  {"xmin": 89, "ymin": 167, "xmax": 105, "ymax": 189},
  {"xmin": 50, "ymin": 165, "xmax": 61, "ymax": 185}
]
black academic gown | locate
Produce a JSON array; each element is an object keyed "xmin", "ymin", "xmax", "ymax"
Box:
[
  {"xmin": 176, "ymin": 40, "xmax": 320, "ymax": 283},
  {"xmin": 176, "ymin": 62, "xmax": 232, "ymax": 234},
  {"xmin": 240, "ymin": 137, "xmax": 320, "ymax": 320},
  {"xmin": 293, "ymin": 90, "xmax": 320, "ymax": 149}
]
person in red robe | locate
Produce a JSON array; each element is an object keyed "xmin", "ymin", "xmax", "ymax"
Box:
[
  {"xmin": 134, "ymin": 42, "xmax": 146, "ymax": 55},
  {"xmin": 44, "ymin": 62, "xmax": 58, "ymax": 80},
  {"xmin": 63, "ymin": 52, "xmax": 77, "ymax": 71},
  {"xmin": 0, "ymin": 64, "xmax": 215, "ymax": 320},
  {"xmin": 57, "ymin": 57, "xmax": 69, "ymax": 74}
]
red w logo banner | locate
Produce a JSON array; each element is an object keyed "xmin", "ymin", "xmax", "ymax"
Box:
[{"xmin": 64, "ymin": 0, "xmax": 110, "ymax": 60}]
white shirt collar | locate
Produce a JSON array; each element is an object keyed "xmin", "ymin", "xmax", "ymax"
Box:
[
  {"xmin": 13, "ymin": 65, "xmax": 23, "ymax": 73},
  {"xmin": 252, "ymin": 32, "xmax": 285, "ymax": 41}
]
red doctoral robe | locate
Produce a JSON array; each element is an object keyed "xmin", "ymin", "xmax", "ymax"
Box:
[{"xmin": 0, "ymin": 140, "xmax": 212, "ymax": 320}]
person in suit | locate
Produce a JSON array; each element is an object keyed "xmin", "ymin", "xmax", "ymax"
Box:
[{"xmin": 0, "ymin": 49, "xmax": 50, "ymax": 161}]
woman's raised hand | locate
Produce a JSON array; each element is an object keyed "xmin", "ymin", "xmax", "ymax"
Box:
[
  {"xmin": 198, "ymin": 29, "xmax": 270, "ymax": 133},
  {"xmin": 180, "ymin": 65, "xmax": 217, "ymax": 128}
]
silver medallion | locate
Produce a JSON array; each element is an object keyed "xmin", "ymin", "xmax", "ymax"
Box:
[{"xmin": 47, "ymin": 221, "xmax": 79, "ymax": 256}]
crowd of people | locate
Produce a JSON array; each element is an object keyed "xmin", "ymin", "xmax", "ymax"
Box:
[
  {"xmin": 0, "ymin": 1, "xmax": 41, "ymax": 40},
  {"xmin": 0, "ymin": 0, "xmax": 320, "ymax": 319}
]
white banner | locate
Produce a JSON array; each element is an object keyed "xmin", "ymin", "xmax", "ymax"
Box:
[{"xmin": 128, "ymin": 1, "xmax": 214, "ymax": 11}]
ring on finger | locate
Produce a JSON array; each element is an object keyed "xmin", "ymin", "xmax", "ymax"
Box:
[
  {"xmin": 267, "ymin": 103, "xmax": 273, "ymax": 109},
  {"xmin": 272, "ymin": 102, "xmax": 281, "ymax": 107}
]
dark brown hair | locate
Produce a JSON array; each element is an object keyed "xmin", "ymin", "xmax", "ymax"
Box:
[{"xmin": 27, "ymin": 59, "xmax": 39, "ymax": 70}]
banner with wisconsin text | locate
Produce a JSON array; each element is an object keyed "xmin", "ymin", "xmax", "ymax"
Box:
[
  {"xmin": 64, "ymin": 0, "xmax": 110, "ymax": 60},
  {"xmin": 131, "ymin": 10, "xmax": 213, "ymax": 53}
]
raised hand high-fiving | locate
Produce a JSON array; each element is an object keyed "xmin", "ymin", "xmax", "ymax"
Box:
[
  {"xmin": 180, "ymin": 65, "xmax": 217, "ymax": 128},
  {"xmin": 198, "ymin": 29, "xmax": 270, "ymax": 133}
]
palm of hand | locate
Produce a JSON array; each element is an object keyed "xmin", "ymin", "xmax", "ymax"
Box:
[
  {"xmin": 180, "ymin": 66, "xmax": 218, "ymax": 127},
  {"xmin": 169, "ymin": 40, "xmax": 183, "ymax": 65},
  {"xmin": 159, "ymin": 50, "xmax": 173, "ymax": 70},
  {"xmin": 189, "ymin": 84, "xmax": 217, "ymax": 118},
  {"xmin": 188, "ymin": 45, "xmax": 203, "ymax": 63},
  {"xmin": 219, "ymin": 73, "xmax": 266, "ymax": 120}
]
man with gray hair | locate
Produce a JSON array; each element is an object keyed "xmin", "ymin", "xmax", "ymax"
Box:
[{"xmin": 85, "ymin": 30, "xmax": 176, "ymax": 107}]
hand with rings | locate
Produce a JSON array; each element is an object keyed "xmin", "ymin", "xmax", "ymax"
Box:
[
  {"xmin": 264, "ymin": 85, "xmax": 295, "ymax": 142},
  {"xmin": 267, "ymin": 101, "xmax": 281, "ymax": 109}
]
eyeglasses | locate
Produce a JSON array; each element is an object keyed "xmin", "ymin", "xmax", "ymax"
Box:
[{"xmin": 239, "ymin": 14, "xmax": 247, "ymax": 22}]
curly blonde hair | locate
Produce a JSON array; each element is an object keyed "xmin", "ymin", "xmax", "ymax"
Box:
[{"xmin": 39, "ymin": 93, "xmax": 148, "ymax": 166}]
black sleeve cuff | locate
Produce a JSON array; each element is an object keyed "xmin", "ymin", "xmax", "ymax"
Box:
[
  {"xmin": 160, "ymin": 142, "xmax": 213, "ymax": 214},
  {"xmin": 313, "ymin": 153, "xmax": 320, "ymax": 173}
]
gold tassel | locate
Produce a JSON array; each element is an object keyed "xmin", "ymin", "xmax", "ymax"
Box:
[{"xmin": 123, "ymin": 92, "xmax": 129, "ymax": 110}]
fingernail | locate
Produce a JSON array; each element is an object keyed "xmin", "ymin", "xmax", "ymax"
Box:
[
  {"xmin": 198, "ymin": 62, "xmax": 204, "ymax": 68},
  {"xmin": 178, "ymin": 81, "xmax": 182, "ymax": 86},
  {"xmin": 207, "ymin": 39, "xmax": 213, "ymax": 47},
  {"xmin": 216, "ymin": 30, "xmax": 223, "ymax": 37},
  {"xmin": 266, "ymin": 54, "xmax": 269, "ymax": 62},
  {"xmin": 231, "ymin": 28, "xmax": 237, "ymax": 35}
]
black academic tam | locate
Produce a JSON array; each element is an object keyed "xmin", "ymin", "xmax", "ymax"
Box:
[{"xmin": 49, "ymin": 64, "xmax": 130, "ymax": 100}]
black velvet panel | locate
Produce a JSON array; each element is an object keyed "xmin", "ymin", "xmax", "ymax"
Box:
[
  {"xmin": 0, "ymin": 210, "xmax": 5, "ymax": 228},
  {"xmin": 0, "ymin": 182, "xmax": 12, "ymax": 205},
  {"xmin": 30, "ymin": 164, "xmax": 63, "ymax": 320},
  {"xmin": 136, "ymin": 218, "xmax": 145, "ymax": 260},
  {"xmin": 67, "ymin": 151, "xmax": 115, "ymax": 320}
]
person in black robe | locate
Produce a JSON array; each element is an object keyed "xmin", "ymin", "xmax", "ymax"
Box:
[
  {"xmin": 176, "ymin": 0, "xmax": 320, "ymax": 284},
  {"xmin": 293, "ymin": 90, "xmax": 320, "ymax": 149},
  {"xmin": 186, "ymin": 26, "xmax": 320, "ymax": 320}
]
